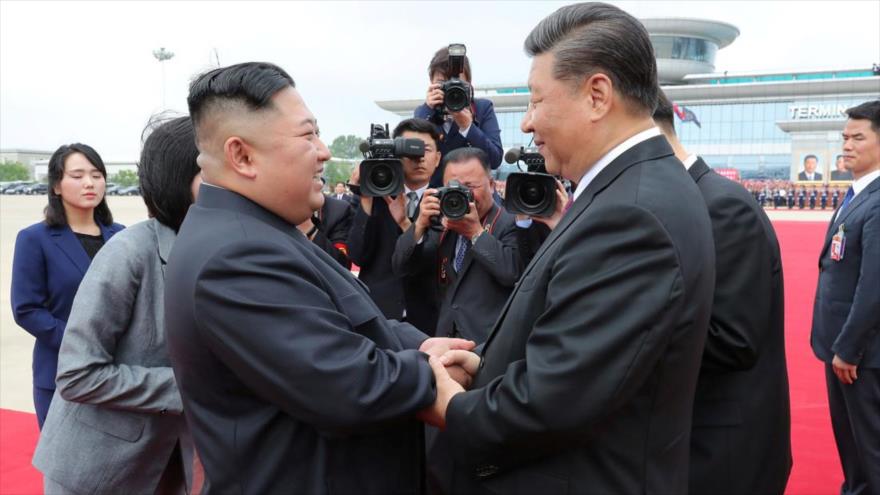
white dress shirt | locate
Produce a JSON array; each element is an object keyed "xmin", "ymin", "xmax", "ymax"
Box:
[
  {"xmin": 572, "ymin": 127, "xmax": 662, "ymax": 202},
  {"xmin": 683, "ymin": 154, "xmax": 699, "ymax": 170}
]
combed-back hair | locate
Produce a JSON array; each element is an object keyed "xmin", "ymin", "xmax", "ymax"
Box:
[
  {"xmin": 138, "ymin": 113, "xmax": 201, "ymax": 232},
  {"xmin": 187, "ymin": 62, "xmax": 295, "ymax": 133},
  {"xmin": 393, "ymin": 118, "xmax": 441, "ymax": 149},
  {"xmin": 524, "ymin": 2, "xmax": 659, "ymax": 114},
  {"xmin": 846, "ymin": 100, "xmax": 880, "ymax": 134},
  {"xmin": 44, "ymin": 143, "xmax": 114, "ymax": 227},
  {"xmin": 442, "ymin": 147, "xmax": 490, "ymax": 175}
]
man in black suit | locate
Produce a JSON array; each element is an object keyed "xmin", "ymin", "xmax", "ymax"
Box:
[
  {"xmin": 163, "ymin": 62, "xmax": 474, "ymax": 494},
  {"xmin": 798, "ymin": 154, "xmax": 823, "ymax": 181},
  {"xmin": 655, "ymin": 93, "xmax": 792, "ymax": 494},
  {"xmin": 811, "ymin": 100, "xmax": 880, "ymax": 495},
  {"xmin": 393, "ymin": 147, "xmax": 523, "ymax": 344},
  {"xmin": 298, "ymin": 195, "xmax": 355, "ymax": 269},
  {"xmin": 420, "ymin": 4, "xmax": 716, "ymax": 494},
  {"xmin": 348, "ymin": 118, "xmax": 442, "ymax": 334}
]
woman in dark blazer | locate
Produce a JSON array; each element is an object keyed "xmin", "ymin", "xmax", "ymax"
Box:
[
  {"xmin": 11, "ymin": 143, "xmax": 123, "ymax": 428},
  {"xmin": 33, "ymin": 115, "xmax": 202, "ymax": 494}
]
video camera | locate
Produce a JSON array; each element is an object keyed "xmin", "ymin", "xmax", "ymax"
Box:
[
  {"xmin": 433, "ymin": 179, "xmax": 473, "ymax": 220},
  {"xmin": 503, "ymin": 146, "xmax": 558, "ymax": 218},
  {"xmin": 357, "ymin": 124, "xmax": 425, "ymax": 197}
]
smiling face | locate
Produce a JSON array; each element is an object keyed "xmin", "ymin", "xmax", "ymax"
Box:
[
  {"xmin": 520, "ymin": 53, "xmax": 596, "ymax": 180},
  {"xmin": 53, "ymin": 152, "xmax": 106, "ymax": 213},
  {"xmin": 842, "ymin": 118, "xmax": 880, "ymax": 179}
]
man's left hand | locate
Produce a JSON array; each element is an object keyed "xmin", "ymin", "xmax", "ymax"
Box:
[
  {"xmin": 419, "ymin": 337, "xmax": 476, "ymax": 358},
  {"xmin": 832, "ymin": 354, "xmax": 858, "ymax": 384},
  {"xmin": 385, "ymin": 194, "xmax": 412, "ymax": 231},
  {"xmin": 443, "ymin": 203, "xmax": 482, "ymax": 239},
  {"xmin": 417, "ymin": 356, "xmax": 465, "ymax": 429}
]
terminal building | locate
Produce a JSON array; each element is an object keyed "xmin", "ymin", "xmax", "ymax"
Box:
[{"xmin": 376, "ymin": 18, "xmax": 880, "ymax": 181}]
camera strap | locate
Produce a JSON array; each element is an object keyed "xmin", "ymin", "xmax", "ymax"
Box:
[{"xmin": 438, "ymin": 206, "xmax": 502, "ymax": 286}]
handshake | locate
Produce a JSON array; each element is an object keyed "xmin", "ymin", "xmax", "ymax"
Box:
[{"xmin": 417, "ymin": 338, "xmax": 482, "ymax": 429}]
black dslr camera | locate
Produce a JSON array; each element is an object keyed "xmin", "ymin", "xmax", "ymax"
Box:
[
  {"xmin": 441, "ymin": 44, "xmax": 471, "ymax": 113},
  {"xmin": 503, "ymin": 146, "xmax": 558, "ymax": 218},
  {"xmin": 357, "ymin": 124, "xmax": 425, "ymax": 197},
  {"xmin": 433, "ymin": 179, "xmax": 473, "ymax": 220}
]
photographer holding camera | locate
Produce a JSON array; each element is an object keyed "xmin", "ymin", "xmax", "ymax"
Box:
[
  {"xmin": 415, "ymin": 45, "xmax": 503, "ymax": 187},
  {"xmin": 392, "ymin": 147, "xmax": 523, "ymax": 345},
  {"xmin": 347, "ymin": 118, "xmax": 442, "ymax": 333}
]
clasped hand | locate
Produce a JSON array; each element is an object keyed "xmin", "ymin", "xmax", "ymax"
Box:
[{"xmin": 417, "ymin": 340, "xmax": 481, "ymax": 429}]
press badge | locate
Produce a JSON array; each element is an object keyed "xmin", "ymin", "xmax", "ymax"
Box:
[{"xmin": 830, "ymin": 224, "xmax": 846, "ymax": 261}]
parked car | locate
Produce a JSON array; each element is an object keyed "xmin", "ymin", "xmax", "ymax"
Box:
[
  {"xmin": 1, "ymin": 181, "xmax": 28, "ymax": 194},
  {"xmin": 118, "ymin": 185, "xmax": 140, "ymax": 196},
  {"xmin": 105, "ymin": 183, "xmax": 120, "ymax": 195},
  {"xmin": 8, "ymin": 182, "xmax": 35, "ymax": 194},
  {"xmin": 26, "ymin": 183, "xmax": 48, "ymax": 195}
]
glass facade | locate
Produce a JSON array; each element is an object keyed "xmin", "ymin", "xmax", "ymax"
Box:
[
  {"xmin": 493, "ymin": 94, "xmax": 869, "ymax": 179},
  {"xmin": 650, "ymin": 36, "xmax": 718, "ymax": 64}
]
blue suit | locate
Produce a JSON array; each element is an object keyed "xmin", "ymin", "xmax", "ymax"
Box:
[
  {"xmin": 11, "ymin": 221, "xmax": 124, "ymax": 427},
  {"xmin": 811, "ymin": 175, "xmax": 880, "ymax": 494},
  {"xmin": 414, "ymin": 98, "xmax": 503, "ymax": 187}
]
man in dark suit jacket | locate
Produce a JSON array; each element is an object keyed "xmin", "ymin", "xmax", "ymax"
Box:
[
  {"xmin": 414, "ymin": 46, "xmax": 503, "ymax": 186},
  {"xmin": 348, "ymin": 118, "xmax": 443, "ymax": 334},
  {"xmin": 811, "ymin": 100, "xmax": 880, "ymax": 495},
  {"xmin": 420, "ymin": 5, "xmax": 716, "ymax": 494},
  {"xmin": 164, "ymin": 62, "xmax": 474, "ymax": 494},
  {"xmin": 798, "ymin": 154, "xmax": 823, "ymax": 181},
  {"xmin": 393, "ymin": 147, "xmax": 523, "ymax": 344},
  {"xmin": 655, "ymin": 94, "xmax": 792, "ymax": 494}
]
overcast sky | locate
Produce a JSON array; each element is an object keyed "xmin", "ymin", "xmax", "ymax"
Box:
[{"xmin": 2, "ymin": 0, "xmax": 878, "ymax": 161}]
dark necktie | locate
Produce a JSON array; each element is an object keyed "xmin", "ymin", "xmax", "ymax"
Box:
[
  {"xmin": 454, "ymin": 235, "xmax": 471, "ymax": 272},
  {"xmin": 836, "ymin": 187, "xmax": 855, "ymax": 220},
  {"xmin": 406, "ymin": 192, "xmax": 419, "ymax": 221}
]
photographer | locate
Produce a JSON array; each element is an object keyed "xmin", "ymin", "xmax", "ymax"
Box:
[
  {"xmin": 347, "ymin": 118, "xmax": 441, "ymax": 333},
  {"xmin": 392, "ymin": 147, "xmax": 523, "ymax": 344},
  {"xmin": 297, "ymin": 194, "xmax": 355, "ymax": 270},
  {"xmin": 414, "ymin": 46, "xmax": 503, "ymax": 187}
]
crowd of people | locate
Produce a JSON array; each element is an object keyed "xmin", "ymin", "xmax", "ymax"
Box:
[
  {"xmin": 8, "ymin": 2, "xmax": 880, "ymax": 495},
  {"xmin": 742, "ymin": 179, "xmax": 855, "ymax": 210}
]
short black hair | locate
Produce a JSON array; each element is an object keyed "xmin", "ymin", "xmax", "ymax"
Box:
[
  {"xmin": 442, "ymin": 147, "xmax": 490, "ymax": 175},
  {"xmin": 803, "ymin": 154, "xmax": 818, "ymax": 164},
  {"xmin": 653, "ymin": 90, "xmax": 676, "ymax": 135},
  {"xmin": 428, "ymin": 46, "xmax": 472, "ymax": 82},
  {"xmin": 524, "ymin": 2, "xmax": 658, "ymax": 114},
  {"xmin": 846, "ymin": 100, "xmax": 880, "ymax": 135},
  {"xmin": 44, "ymin": 143, "xmax": 114, "ymax": 228},
  {"xmin": 138, "ymin": 114, "xmax": 201, "ymax": 232},
  {"xmin": 392, "ymin": 118, "xmax": 441, "ymax": 149},
  {"xmin": 187, "ymin": 62, "xmax": 295, "ymax": 135}
]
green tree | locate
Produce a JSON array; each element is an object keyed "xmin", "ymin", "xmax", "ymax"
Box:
[
  {"xmin": 329, "ymin": 135, "xmax": 363, "ymax": 159},
  {"xmin": 324, "ymin": 160, "xmax": 354, "ymax": 189},
  {"xmin": 110, "ymin": 170, "xmax": 139, "ymax": 187},
  {"xmin": 0, "ymin": 161, "xmax": 30, "ymax": 181}
]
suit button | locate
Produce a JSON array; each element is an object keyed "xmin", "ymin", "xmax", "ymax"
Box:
[
  {"xmin": 475, "ymin": 465, "xmax": 499, "ymax": 478},
  {"xmin": 452, "ymin": 304, "xmax": 459, "ymax": 309}
]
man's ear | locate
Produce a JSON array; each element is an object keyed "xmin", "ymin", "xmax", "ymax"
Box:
[
  {"xmin": 224, "ymin": 136, "xmax": 258, "ymax": 179},
  {"xmin": 581, "ymin": 73, "xmax": 614, "ymax": 123}
]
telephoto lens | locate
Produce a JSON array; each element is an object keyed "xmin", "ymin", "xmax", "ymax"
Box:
[{"xmin": 435, "ymin": 179, "xmax": 474, "ymax": 220}]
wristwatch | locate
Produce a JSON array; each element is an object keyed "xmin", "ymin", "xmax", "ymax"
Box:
[{"xmin": 471, "ymin": 229, "xmax": 485, "ymax": 244}]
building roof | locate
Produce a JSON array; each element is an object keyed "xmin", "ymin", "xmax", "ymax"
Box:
[{"xmin": 641, "ymin": 17, "xmax": 740, "ymax": 48}]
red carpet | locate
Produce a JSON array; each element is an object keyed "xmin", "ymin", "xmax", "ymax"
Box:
[{"xmin": 0, "ymin": 220, "xmax": 841, "ymax": 494}]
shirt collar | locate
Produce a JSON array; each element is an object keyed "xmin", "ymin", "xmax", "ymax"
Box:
[
  {"xmin": 683, "ymin": 154, "xmax": 699, "ymax": 170},
  {"xmin": 405, "ymin": 183, "xmax": 429, "ymax": 200},
  {"xmin": 852, "ymin": 169, "xmax": 880, "ymax": 197},
  {"xmin": 572, "ymin": 127, "xmax": 662, "ymax": 202}
]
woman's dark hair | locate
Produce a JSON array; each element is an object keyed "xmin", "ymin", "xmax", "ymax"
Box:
[
  {"xmin": 138, "ymin": 113, "xmax": 201, "ymax": 232},
  {"xmin": 44, "ymin": 143, "xmax": 114, "ymax": 227}
]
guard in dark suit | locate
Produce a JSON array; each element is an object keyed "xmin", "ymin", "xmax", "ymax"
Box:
[
  {"xmin": 655, "ymin": 97, "xmax": 792, "ymax": 494},
  {"xmin": 811, "ymin": 100, "xmax": 880, "ymax": 495},
  {"xmin": 809, "ymin": 188, "xmax": 817, "ymax": 209},
  {"xmin": 414, "ymin": 46, "xmax": 503, "ymax": 186},
  {"xmin": 309, "ymin": 195, "xmax": 354, "ymax": 269},
  {"xmin": 348, "ymin": 118, "xmax": 442, "ymax": 334},
  {"xmin": 798, "ymin": 188, "xmax": 807, "ymax": 209},
  {"xmin": 393, "ymin": 148, "xmax": 523, "ymax": 344},
  {"xmin": 165, "ymin": 62, "xmax": 474, "ymax": 494},
  {"xmin": 420, "ymin": 6, "xmax": 716, "ymax": 493}
]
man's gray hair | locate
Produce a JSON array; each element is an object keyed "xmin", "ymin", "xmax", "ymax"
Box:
[{"xmin": 524, "ymin": 2, "xmax": 659, "ymax": 114}]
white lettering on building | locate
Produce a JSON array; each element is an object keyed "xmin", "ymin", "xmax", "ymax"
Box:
[{"xmin": 788, "ymin": 104, "xmax": 847, "ymax": 120}]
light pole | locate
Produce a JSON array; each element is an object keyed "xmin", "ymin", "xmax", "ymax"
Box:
[{"xmin": 152, "ymin": 47, "xmax": 175, "ymax": 108}]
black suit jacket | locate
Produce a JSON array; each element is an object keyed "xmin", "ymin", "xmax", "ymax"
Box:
[
  {"xmin": 811, "ymin": 175, "xmax": 880, "ymax": 368},
  {"xmin": 831, "ymin": 170, "xmax": 854, "ymax": 181},
  {"xmin": 392, "ymin": 203, "xmax": 523, "ymax": 343},
  {"xmin": 164, "ymin": 185, "xmax": 436, "ymax": 494},
  {"xmin": 798, "ymin": 171, "xmax": 823, "ymax": 181},
  {"xmin": 348, "ymin": 195, "xmax": 440, "ymax": 334},
  {"xmin": 687, "ymin": 158, "xmax": 792, "ymax": 494},
  {"xmin": 314, "ymin": 196, "xmax": 355, "ymax": 269},
  {"xmin": 435, "ymin": 135, "xmax": 716, "ymax": 494}
]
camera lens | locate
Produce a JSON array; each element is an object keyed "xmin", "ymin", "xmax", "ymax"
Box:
[
  {"xmin": 518, "ymin": 180, "xmax": 545, "ymax": 207},
  {"xmin": 445, "ymin": 87, "xmax": 468, "ymax": 112},
  {"xmin": 442, "ymin": 191, "xmax": 469, "ymax": 219},
  {"xmin": 370, "ymin": 164, "xmax": 393, "ymax": 189}
]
